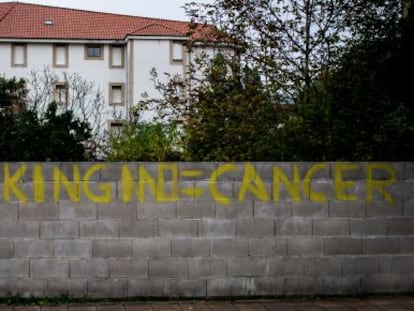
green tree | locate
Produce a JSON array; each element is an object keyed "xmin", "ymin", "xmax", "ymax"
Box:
[
  {"xmin": 106, "ymin": 121, "xmax": 182, "ymax": 161},
  {"xmin": 140, "ymin": 54, "xmax": 290, "ymax": 161},
  {"xmin": 288, "ymin": 3, "xmax": 414, "ymax": 161},
  {"xmin": 0, "ymin": 76, "xmax": 92, "ymax": 161}
]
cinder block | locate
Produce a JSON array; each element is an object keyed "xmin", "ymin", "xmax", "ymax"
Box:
[
  {"xmin": 137, "ymin": 202, "xmax": 176, "ymax": 219},
  {"xmin": 405, "ymin": 181, "xmax": 414, "ymax": 199},
  {"xmin": 248, "ymin": 238, "xmax": 287, "ymax": 256},
  {"xmin": 310, "ymin": 181, "xmax": 335, "ymax": 202},
  {"xmin": 276, "ymin": 218, "xmax": 312, "ymax": 236},
  {"xmin": 325, "ymin": 238, "xmax": 362, "ymax": 255},
  {"xmin": 58, "ymin": 163, "xmax": 100, "ymax": 181},
  {"xmin": 253, "ymin": 163, "xmax": 279, "ymax": 181},
  {"xmin": 313, "ymin": 219, "xmax": 350, "ymax": 236},
  {"xmin": 367, "ymin": 162, "xmax": 404, "ymax": 180},
  {"xmin": 227, "ymin": 257, "xmax": 266, "ymax": 277},
  {"xmin": 198, "ymin": 219, "xmax": 236, "ymax": 237},
  {"xmin": 149, "ymin": 258, "xmax": 188, "ymax": 278},
  {"xmin": 342, "ymin": 256, "xmax": 379, "ymax": 275},
  {"xmin": 80, "ymin": 181, "xmax": 117, "ymax": 202},
  {"xmin": 70, "ymin": 259, "xmax": 108, "ymax": 277},
  {"xmin": 386, "ymin": 218, "xmax": 414, "ymax": 235},
  {"xmin": 128, "ymin": 279, "xmax": 206, "ymax": 297},
  {"xmin": 361, "ymin": 274, "xmax": 414, "ymax": 293},
  {"xmin": 400, "ymin": 237, "xmax": 414, "ymax": 253},
  {"xmin": 250, "ymin": 277, "xmax": 285, "ymax": 296},
  {"xmin": 8, "ymin": 278, "xmax": 47, "ymax": 298},
  {"xmin": 215, "ymin": 201, "xmax": 253, "ymax": 219},
  {"xmin": 92, "ymin": 240, "xmax": 131, "ymax": 258},
  {"xmin": 351, "ymin": 219, "xmax": 386, "ymax": 236},
  {"xmin": 0, "ymin": 203, "xmax": 18, "ymax": 219},
  {"xmin": 388, "ymin": 181, "xmax": 411, "ymax": 202},
  {"xmin": 305, "ymin": 257, "xmax": 342, "ymax": 276},
  {"xmin": 266, "ymin": 257, "xmax": 304, "ymax": 276},
  {"xmin": 0, "ymin": 279, "xmax": 8, "ymax": 298},
  {"xmin": 47, "ymin": 279, "xmax": 87, "ymax": 298},
  {"xmin": 53, "ymin": 240, "xmax": 91, "ymax": 257},
  {"xmin": 405, "ymin": 198, "xmax": 414, "ymax": 216},
  {"xmin": 303, "ymin": 163, "xmax": 333, "ymax": 180},
  {"xmin": 88, "ymin": 278, "xmax": 128, "ymax": 298},
  {"xmin": 234, "ymin": 181, "xmax": 272, "ymax": 201},
  {"xmin": 40, "ymin": 221, "xmax": 79, "ymax": 238},
  {"xmin": 329, "ymin": 201, "xmax": 366, "ymax": 218},
  {"xmin": 380, "ymin": 255, "xmax": 414, "ymax": 273},
  {"xmin": 0, "ymin": 239, "xmax": 12, "ymax": 258},
  {"xmin": 363, "ymin": 237, "xmax": 400, "ymax": 254},
  {"xmin": 127, "ymin": 279, "xmax": 165, "ymax": 297},
  {"xmin": 132, "ymin": 238, "xmax": 171, "ymax": 257},
  {"xmin": 100, "ymin": 163, "xmax": 123, "ymax": 181},
  {"xmin": 215, "ymin": 163, "xmax": 246, "ymax": 181},
  {"xmin": 194, "ymin": 180, "xmax": 234, "ymax": 202},
  {"xmin": 98, "ymin": 202, "xmax": 137, "ymax": 219},
  {"xmin": 172, "ymin": 239, "xmax": 209, "ymax": 257},
  {"xmin": 0, "ymin": 258, "xmax": 28, "ymax": 277},
  {"xmin": 237, "ymin": 219, "xmax": 274, "ymax": 237},
  {"xmin": 0, "ymin": 220, "xmax": 39, "ymax": 238},
  {"xmin": 406, "ymin": 163, "xmax": 414, "ymax": 180},
  {"xmin": 163, "ymin": 279, "xmax": 207, "ymax": 297},
  {"xmin": 109, "ymin": 258, "xmax": 148, "ymax": 277},
  {"xmin": 189, "ymin": 258, "xmax": 226, "ymax": 278},
  {"xmin": 80, "ymin": 220, "xmax": 118, "ymax": 238},
  {"xmin": 367, "ymin": 200, "xmax": 403, "ymax": 217},
  {"xmin": 159, "ymin": 219, "xmax": 198, "ymax": 237},
  {"xmin": 287, "ymin": 237, "xmax": 324, "ymax": 256},
  {"xmin": 320, "ymin": 276, "xmax": 362, "ymax": 296},
  {"xmin": 59, "ymin": 201, "xmax": 97, "ymax": 219},
  {"xmin": 207, "ymin": 278, "xmax": 255, "ymax": 297},
  {"xmin": 118, "ymin": 180, "xmax": 157, "ymax": 202},
  {"xmin": 291, "ymin": 201, "xmax": 328, "ymax": 218},
  {"xmin": 30, "ymin": 259, "xmax": 69, "ymax": 277},
  {"xmin": 254, "ymin": 201, "xmax": 291, "ymax": 219},
  {"xmin": 179, "ymin": 162, "xmax": 217, "ymax": 181},
  {"xmin": 14, "ymin": 239, "xmax": 52, "ymax": 257},
  {"xmin": 207, "ymin": 277, "xmax": 284, "ymax": 297},
  {"xmin": 177, "ymin": 200, "xmax": 215, "ymax": 219},
  {"xmin": 210, "ymin": 238, "xmax": 248, "ymax": 256},
  {"xmin": 2, "ymin": 162, "xmax": 57, "ymax": 182},
  {"xmin": 119, "ymin": 220, "xmax": 158, "ymax": 238},
  {"xmin": 285, "ymin": 277, "xmax": 321, "ymax": 296},
  {"xmin": 19, "ymin": 202, "xmax": 58, "ymax": 219}
]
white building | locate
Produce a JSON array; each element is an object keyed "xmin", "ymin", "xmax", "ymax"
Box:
[{"xmin": 0, "ymin": 1, "xmax": 217, "ymax": 132}]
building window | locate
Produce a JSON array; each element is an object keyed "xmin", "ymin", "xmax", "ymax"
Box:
[
  {"xmin": 109, "ymin": 45, "xmax": 124, "ymax": 68},
  {"xmin": 108, "ymin": 120, "xmax": 125, "ymax": 135},
  {"xmin": 53, "ymin": 44, "xmax": 69, "ymax": 68},
  {"xmin": 53, "ymin": 83, "xmax": 68, "ymax": 106},
  {"xmin": 85, "ymin": 45, "xmax": 104, "ymax": 60},
  {"xmin": 170, "ymin": 41, "xmax": 183, "ymax": 64},
  {"xmin": 11, "ymin": 44, "xmax": 27, "ymax": 67},
  {"xmin": 109, "ymin": 83, "xmax": 125, "ymax": 105}
]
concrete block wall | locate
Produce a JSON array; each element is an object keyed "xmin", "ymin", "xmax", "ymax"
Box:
[{"xmin": 0, "ymin": 162, "xmax": 413, "ymax": 298}]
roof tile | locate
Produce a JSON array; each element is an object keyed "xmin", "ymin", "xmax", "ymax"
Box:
[{"xmin": 0, "ymin": 2, "xmax": 213, "ymax": 40}]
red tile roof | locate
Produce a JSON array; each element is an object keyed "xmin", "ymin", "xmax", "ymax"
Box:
[{"xmin": 0, "ymin": 2, "xmax": 215, "ymax": 41}]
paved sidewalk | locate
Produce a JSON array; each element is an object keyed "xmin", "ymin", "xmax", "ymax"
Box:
[{"xmin": 0, "ymin": 296, "xmax": 414, "ymax": 311}]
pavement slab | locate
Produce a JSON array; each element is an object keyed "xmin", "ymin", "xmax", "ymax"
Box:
[{"xmin": 0, "ymin": 296, "xmax": 413, "ymax": 311}]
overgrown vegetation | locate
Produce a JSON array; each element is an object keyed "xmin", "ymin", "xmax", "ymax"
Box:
[
  {"xmin": 131, "ymin": 0, "xmax": 414, "ymax": 161},
  {"xmin": 1, "ymin": 1, "xmax": 413, "ymax": 161},
  {"xmin": 0, "ymin": 76, "xmax": 92, "ymax": 161}
]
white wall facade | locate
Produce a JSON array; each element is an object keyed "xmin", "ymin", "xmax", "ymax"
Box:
[{"xmin": 0, "ymin": 37, "xmax": 190, "ymax": 130}]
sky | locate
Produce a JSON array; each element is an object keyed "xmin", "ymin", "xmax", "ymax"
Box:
[{"xmin": 0, "ymin": 0, "xmax": 213, "ymax": 21}]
